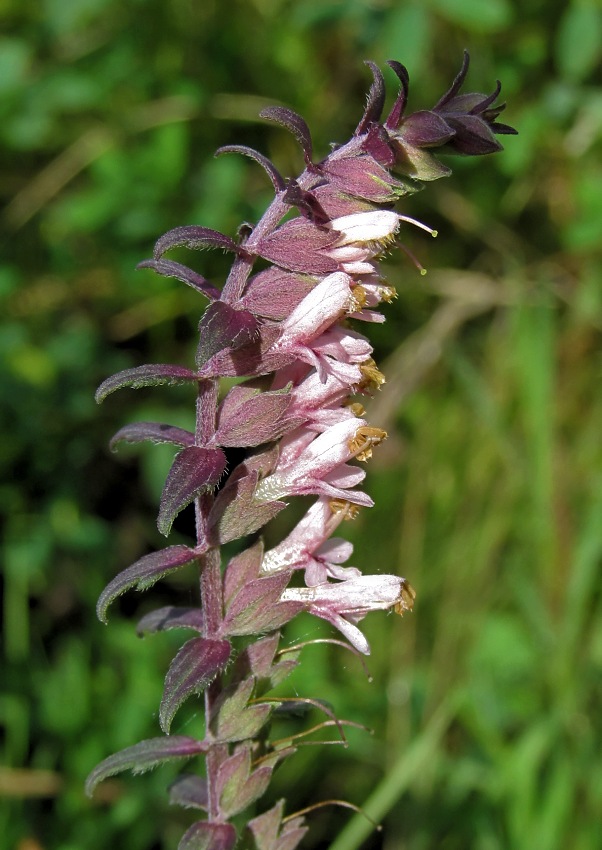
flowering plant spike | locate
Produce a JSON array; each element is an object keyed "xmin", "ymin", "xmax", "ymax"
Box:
[{"xmin": 88, "ymin": 54, "xmax": 514, "ymax": 848}]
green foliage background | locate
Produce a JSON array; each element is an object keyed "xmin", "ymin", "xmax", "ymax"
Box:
[{"xmin": 1, "ymin": 1, "xmax": 601, "ymax": 848}]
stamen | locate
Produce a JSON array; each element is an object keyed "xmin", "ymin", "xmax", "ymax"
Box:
[
  {"xmin": 394, "ymin": 579, "xmax": 416, "ymax": 616},
  {"xmin": 359, "ymin": 359, "xmax": 386, "ymax": 392},
  {"xmin": 329, "ymin": 499, "xmax": 360, "ymax": 520},
  {"xmin": 349, "ymin": 425, "xmax": 387, "ymax": 461},
  {"xmin": 349, "ymin": 285, "xmax": 368, "ymax": 311},
  {"xmin": 346, "ymin": 401, "xmax": 366, "ymax": 417}
]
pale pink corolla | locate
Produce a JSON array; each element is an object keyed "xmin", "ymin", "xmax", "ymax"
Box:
[
  {"xmin": 281, "ymin": 574, "xmax": 415, "ymax": 654},
  {"xmin": 286, "ymin": 371, "xmax": 359, "ymax": 430},
  {"xmin": 261, "ymin": 497, "xmax": 361, "ymax": 586},
  {"xmin": 268, "ymin": 272, "xmax": 366, "ymax": 383},
  {"xmin": 255, "ymin": 419, "xmax": 374, "ymax": 506}
]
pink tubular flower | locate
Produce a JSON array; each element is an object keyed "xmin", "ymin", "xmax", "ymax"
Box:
[
  {"xmin": 255, "ymin": 419, "xmax": 376, "ymax": 506},
  {"xmin": 281, "ymin": 574, "xmax": 416, "ymax": 655},
  {"xmin": 267, "ymin": 271, "xmax": 369, "ymax": 383},
  {"xmin": 261, "ymin": 497, "xmax": 361, "ymax": 586}
]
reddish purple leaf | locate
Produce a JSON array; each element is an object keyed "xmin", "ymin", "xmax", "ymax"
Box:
[
  {"xmin": 216, "ymin": 145, "xmax": 285, "ymax": 191},
  {"xmin": 249, "ymin": 800, "xmax": 308, "ymax": 850},
  {"xmin": 197, "ymin": 324, "xmax": 293, "ymax": 380},
  {"xmin": 168, "ymin": 774, "xmax": 208, "ymax": 811},
  {"xmin": 217, "ymin": 746, "xmax": 273, "ymax": 818},
  {"xmin": 97, "ymin": 546, "xmax": 199, "ymax": 623},
  {"xmin": 259, "ymin": 106, "xmax": 313, "ymax": 163},
  {"xmin": 160, "ymin": 637, "xmax": 231, "ymax": 733},
  {"xmin": 158, "ymin": 446, "xmax": 227, "ymax": 537},
  {"xmin": 223, "ymin": 541, "xmax": 263, "ymax": 607},
  {"xmin": 254, "ymin": 218, "xmax": 339, "ymax": 275},
  {"xmin": 399, "ymin": 110, "xmax": 455, "ymax": 147},
  {"xmin": 355, "ymin": 61, "xmax": 386, "ymax": 135},
  {"xmin": 178, "ymin": 821, "xmax": 237, "ymax": 850},
  {"xmin": 209, "ymin": 678, "xmax": 273, "ymax": 743},
  {"xmin": 222, "ymin": 572, "xmax": 302, "ymax": 636},
  {"xmin": 215, "ymin": 384, "xmax": 293, "ymax": 447},
  {"xmin": 153, "ymin": 225, "xmax": 238, "ymax": 258},
  {"xmin": 196, "ymin": 302, "xmax": 259, "ymax": 367},
  {"xmin": 95, "ymin": 365, "xmax": 198, "ymax": 403},
  {"xmin": 137, "ymin": 606, "xmax": 204, "ymax": 636},
  {"xmin": 85, "ymin": 736, "xmax": 208, "ymax": 797},
  {"xmin": 110, "ymin": 421, "xmax": 195, "ymax": 451},
  {"xmin": 208, "ymin": 469, "xmax": 286, "ymax": 545},
  {"xmin": 137, "ymin": 258, "xmax": 221, "ymax": 300},
  {"xmin": 239, "ymin": 267, "xmax": 315, "ymax": 320}
]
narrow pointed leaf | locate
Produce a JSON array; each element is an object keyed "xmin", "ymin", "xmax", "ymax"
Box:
[
  {"xmin": 208, "ymin": 469, "xmax": 286, "ymax": 545},
  {"xmin": 210, "ymin": 679, "xmax": 273, "ymax": 743},
  {"xmin": 239, "ymin": 268, "xmax": 315, "ymax": 320},
  {"xmin": 196, "ymin": 302, "xmax": 258, "ymax": 367},
  {"xmin": 216, "ymin": 145, "xmax": 285, "ymax": 191},
  {"xmin": 137, "ymin": 259, "xmax": 221, "ymax": 300},
  {"xmin": 160, "ymin": 637, "xmax": 231, "ymax": 733},
  {"xmin": 96, "ymin": 365, "xmax": 198, "ymax": 403},
  {"xmin": 215, "ymin": 384, "xmax": 293, "ymax": 446},
  {"xmin": 255, "ymin": 218, "xmax": 339, "ymax": 275},
  {"xmin": 154, "ymin": 226, "xmax": 238, "ymax": 258},
  {"xmin": 178, "ymin": 822, "xmax": 237, "ymax": 850},
  {"xmin": 259, "ymin": 106, "xmax": 313, "ymax": 163},
  {"xmin": 223, "ymin": 572, "xmax": 302, "ymax": 636},
  {"xmin": 355, "ymin": 61, "xmax": 386, "ymax": 134},
  {"xmin": 384, "ymin": 60, "xmax": 410, "ymax": 129},
  {"xmin": 110, "ymin": 421, "xmax": 195, "ymax": 451},
  {"xmin": 137, "ymin": 606, "xmax": 204, "ymax": 636},
  {"xmin": 223, "ymin": 541, "xmax": 264, "ymax": 607},
  {"xmin": 158, "ymin": 446, "xmax": 227, "ymax": 536},
  {"xmin": 97, "ymin": 546, "xmax": 199, "ymax": 623},
  {"xmin": 85, "ymin": 736, "xmax": 208, "ymax": 797}
]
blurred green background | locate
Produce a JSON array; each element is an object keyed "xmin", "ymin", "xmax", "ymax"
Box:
[{"xmin": 1, "ymin": 0, "xmax": 601, "ymax": 849}]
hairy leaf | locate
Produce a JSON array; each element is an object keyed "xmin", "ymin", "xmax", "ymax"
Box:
[
  {"xmin": 223, "ymin": 541, "xmax": 264, "ymax": 607},
  {"xmin": 210, "ymin": 678, "xmax": 274, "ymax": 743},
  {"xmin": 110, "ymin": 421, "xmax": 195, "ymax": 451},
  {"xmin": 215, "ymin": 383, "xmax": 293, "ymax": 446},
  {"xmin": 249, "ymin": 800, "xmax": 308, "ymax": 850},
  {"xmin": 137, "ymin": 258, "xmax": 221, "ymax": 300},
  {"xmin": 96, "ymin": 365, "xmax": 198, "ymax": 403},
  {"xmin": 222, "ymin": 572, "xmax": 302, "ymax": 636},
  {"xmin": 154, "ymin": 225, "xmax": 238, "ymax": 258},
  {"xmin": 158, "ymin": 446, "xmax": 227, "ymax": 536},
  {"xmin": 208, "ymin": 469, "xmax": 286, "ymax": 545},
  {"xmin": 160, "ymin": 638, "xmax": 231, "ymax": 733},
  {"xmin": 196, "ymin": 302, "xmax": 258, "ymax": 368},
  {"xmin": 85, "ymin": 736, "xmax": 208, "ymax": 797},
  {"xmin": 217, "ymin": 746, "xmax": 273, "ymax": 818},
  {"xmin": 259, "ymin": 106, "xmax": 313, "ymax": 163},
  {"xmin": 97, "ymin": 546, "xmax": 199, "ymax": 623},
  {"xmin": 178, "ymin": 821, "xmax": 237, "ymax": 850}
]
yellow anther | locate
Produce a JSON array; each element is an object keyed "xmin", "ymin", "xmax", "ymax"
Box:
[
  {"xmin": 349, "ymin": 286, "xmax": 367, "ymax": 312},
  {"xmin": 359, "ymin": 359, "xmax": 386, "ymax": 392},
  {"xmin": 347, "ymin": 402, "xmax": 366, "ymax": 417},
  {"xmin": 348, "ymin": 425, "xmax": 387, "ymax": 461},
  {"xmin": 328, "ymin": 499, "xmax": 360, "ymax": 520},
  {"xmin": 394, "ymin": 580, "xmax": 416, "ymax": 616}
]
